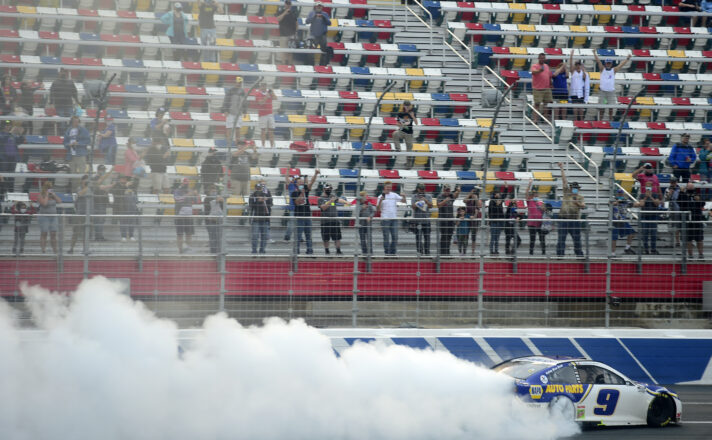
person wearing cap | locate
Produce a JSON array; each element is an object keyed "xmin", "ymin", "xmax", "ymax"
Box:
[
  {"xmin": 64, "ymin": 115, "xmax": 90, "ymax": 192},
  {"xmin": 635, "ymin": 180, "xmax": 663, "ymax": 255},
  {"xmin": 161, "ymin": 2, "xmax": 190, "ymax": 61},
  {"xmin": 393, "ymin": 111, "xmax": 414, "ymax": 168},
  {"xmin": 556, "ymin": 162, "xmax": 585, "ymax": 257},
  {"xmin": 678, "ymin": 181, "xmax": 705, "ymax": 260},
  {"xmin": 174, "ymin": 178, "xmax": 199, "ymax": 253},
  {"xmin": 377, "ymin": 181, "xmax": 406, "ymax": 255},
  {"xmin": 611, "ymin": 190, "xmax": 637, "ymax": 257},
  {"xmin": 568, "ymin": 52, "xmax": 590, "ymax": 122},
  {"xmin": 198, "ymin": 0, "xmax": 222, "ymax": 62},
  {"xmin": 222, "ymin": 77, "xmax": 247, "ymax": 145},
  {"xmin": 290, "ymin": 170, "xmax": 319, "ymax": 254},
  {"xmin": 318, "ymin": 183, "xmax": 347, "ymax": 255},
  {"xmin": 49, "ymin": 69, "xmax": 79, "ymax": 134},
  {"xmin": 255, "ymin": 83, "xmax": 277, "ymax": 149},
  {"xmin": 249, "ymin": 181, "xmax": 273, "ymax": 254},
  {"xmin": 96, "ymin": 114, "xmax": 117, "ymax": 165},
  {"xmin": 306, "ymin": 2, "xmax": 332, "ymax": 64},
  {"xmin": 145, "ymin": 138, "xmax": 172, "ymax": 195},
  {"xmin": 411, "ymin": 183, "xmax": 433, "ymax": 255},
  {"xmin": 229, "ymin": 140, "xmax": 256, "ymax": 197},
  {"xmin": 593, "ymin": 51, "xmax": 631, "ymax": 121},
  {"xmin": 437, "ymin": 184, "xmax": 461, "ymax": 256},
  {"xmin": 632, "ymin": 162, "xmax": 660, "ymax": 195},
  {"xmin": 276, "ymin": 0, "xmax": 299, "ymax": 65},
  {"xmin": 668, "ymin": 133, "xmax": 697, "ymax": 183},
  {"xmin": 665, "ymin": 176, "xmax": 683, "ymax": 248},
  {"xmin": 356, "ymin": 190, "xmax": 375, "ymax": 255},
  {"xmin": 530, "ymin": 53, "xmax": 553, "ymax": 124},
  {"xmin": 200, "ymin": 146, "xmax": 223, "ymax": 191},
  {"xmin": 399, "ymin": 100, "xmax": 417, "ymax": 123}
]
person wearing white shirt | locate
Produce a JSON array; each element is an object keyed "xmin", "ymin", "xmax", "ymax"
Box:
[
  {"xmin": 377, "ymin": 181, "xmax": 406, "ymax": 255},
  {"xmin": 593, "ymin": 51, "xmax": 632, "ymax": 121},
  {"xmin": 568, "ymin": 52, "xmax": 590, "ymax": 121}
]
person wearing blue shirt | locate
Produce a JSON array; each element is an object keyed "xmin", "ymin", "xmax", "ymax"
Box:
[
  {"xmin": 97, "ymin": 114, "xmax": 117, "ymax": 165},
  {"xmin": 161, "ymin": 3, "xmax": 190, "ymax": 61},
  {"xmin": 668, "ymin": 133, "xmax": 697, "ymax": 183},
  {"xmin": 306, "ymin": 2, "xmax": 332, "ymax": 64},
  {"xmin": 64, "ymin": 115, "xmax": 90, "ymax": 191},
  {"xmin": 550, "ymin": 62, "xmax": 568, "ymax": 121}
]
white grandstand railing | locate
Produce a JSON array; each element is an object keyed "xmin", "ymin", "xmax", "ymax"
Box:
[
  {"xmin": 567, "ymin": 142, "xmax": 601, "ymax": 205},
  {"xmin": 442, "ymin": 26, "xmax": 472, "ymax": 91},
  {"xmin": 404, "ymin": 0, "xmax": 433, "ymax": 54}
]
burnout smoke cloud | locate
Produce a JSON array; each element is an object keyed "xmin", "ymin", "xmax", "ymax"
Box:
[{"xmin": 0, "ymin": 277, "xmax": 578, "ymax": 440}]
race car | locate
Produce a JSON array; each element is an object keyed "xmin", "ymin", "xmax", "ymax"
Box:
[{"xmin": 492, "ymin": 356, "xmax": 682, "ymax": 427}]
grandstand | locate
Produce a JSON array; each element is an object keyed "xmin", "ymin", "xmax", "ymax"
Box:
[{"xmin": 0, "ymin": 0, "xmax": 711, "ymax": 328}]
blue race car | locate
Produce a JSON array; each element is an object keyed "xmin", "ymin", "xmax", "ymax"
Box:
[{"xmin": 492, "ymin": 356, "xmax": 682, "ymax": 427}]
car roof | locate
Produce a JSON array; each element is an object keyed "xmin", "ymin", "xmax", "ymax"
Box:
[{"xmin": 492, "ymin": 355, "xmax": 588, "ymax": 369}]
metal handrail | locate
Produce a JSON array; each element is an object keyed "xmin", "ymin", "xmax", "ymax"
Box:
[
  {"xmin": 567, "ymin": 142, "xmax": 600, "ymax": 204},
  {"xmin": 405, "ymin": 0, "xmax": 433, "ymax": 53},
  {"xmin": 443, "ymin": 26, "xmax": 472, "ymax": 90}
]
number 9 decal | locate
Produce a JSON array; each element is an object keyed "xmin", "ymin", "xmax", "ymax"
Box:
[{"xmin": 593, "ymin": 389, "xmax": 620, "ymax": 416}]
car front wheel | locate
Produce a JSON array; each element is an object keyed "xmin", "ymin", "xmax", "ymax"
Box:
[{"xmin": 647, "ymin": 394, "xmax": 676, "ymax": 427}]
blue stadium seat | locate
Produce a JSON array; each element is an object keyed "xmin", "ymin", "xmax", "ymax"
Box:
[
  {"xmin": 456, "ymin": 171, "xmax": 477, "ymax": 192},
  {"xmin": 473, "ymin": 46, "xmax": 493, "ymax": 67},
  {"xmin": 339, "ymin": 168, "xmax": 359, "ymax": 191}
]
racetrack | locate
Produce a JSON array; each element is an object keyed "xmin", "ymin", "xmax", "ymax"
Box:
[{"xmin": 566, "ymin": 386, "xmax": 712, "ymax": 439}]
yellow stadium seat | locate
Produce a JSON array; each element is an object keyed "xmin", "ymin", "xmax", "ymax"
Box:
[
  {"xmin": 166, "ymin": 86, "xmax": 186, "ymax": 109},
  {"xmin": 159, "ymin": 194, "xmax": 175, "ymax": 215},
  {"xmin": 395, "ymin": 92, "xmax": 414, "ymax": 101},
  {"xmin": 509, "ymin": 47, "xmax": 528, "ymax": 69},
  {"xmin": 668, "ymin": 50, "xmax": 686, "ymax": 71},
  {"xmin": 509, "ymin": 3, "xmax": 527, "ymax": 24},
  {"xmin": 17, "ymin": 6, "xmax": 37, "ymax": 13},
  {"xmin": 264, "ymin": 0, "xmax": 280, "ymax": 15},
  {"xmin": 176, "ymin": 166, "xmax": 198, "ymax": 176},
  {"xmin": 226, "ymin": 196, "xmax": 245, "ymax": 216},
  {"xmin": 327, "ymin": 18, "xmax": 339, "ymax": 38},
  {"xmin": 533, "ymin": 171, "xmax": 554, "ymax": 193},
  {"xmin": 570, "ymin": 26, "xmax": 588, "ymax": 47},
  {"xmin": 636, "ymin": 96, "xmax": 655, "ymax": 119},
  {"xmin": 588, "ymin": 71, "xmax": 601, "ymax": 92},
  {"xmin": 380, "ymin": 93, "xmax": 396, "ymax": 113},
  {"xmin": 135, "ymin": 0, "xmax": 151, "ymax": 11},
  {"xmin": 406, "ymin": 68, "xmax": 424, "ymax": 90},
  {"xmin": 288, "ymin": 115, "xmax": 308, "ymax": 137},
  {"xmin": 346, "ymin": 116, "xmax": 365, "ymax": 139},
  {"xmin": 172, "ymin": 138, "xmax": 195, "ymax": 161},
  {"xmin": 201, "ymin": 62, "xmax": 221, "ymax": 85},
  {"xmin": 518, "ymin": 24, "xmax": 536, "ymax": 46},
  {"xmin": 594, "ymin": 5, "xmax": 612, "ymax": 25},
  {"xmin": 488, "ymin": 144, "xmax": 505, "ymax": 167},
  {"xmin": 615, "ymin": 173, "xmax": 635, "ymax": 193},
  {"xmin": 412, "ymin": 143, "xmax": 430, "ymax": 166}
]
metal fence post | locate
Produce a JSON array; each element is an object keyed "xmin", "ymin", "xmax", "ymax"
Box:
[
  {"xmin": 218, "ymin": 217, "xmax": 226, "ymax": 313},
  {"xmin": 137, "ymin": 215, "xmax": 143, "ymax": 272}
]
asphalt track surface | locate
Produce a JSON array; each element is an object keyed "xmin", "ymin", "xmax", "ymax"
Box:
[{"xmin": 564, "ymin": 386, "xmax": 712, "ymax": 440}]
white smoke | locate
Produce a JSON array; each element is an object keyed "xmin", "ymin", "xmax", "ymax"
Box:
[{"xmin": 0, "ymin": 277, "xmax": 579, "ymax": 440}]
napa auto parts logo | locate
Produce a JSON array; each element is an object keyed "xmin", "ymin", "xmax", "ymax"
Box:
[{"xmin": 529, "ymin": 385, "xmax": 543, "ymax": 399}]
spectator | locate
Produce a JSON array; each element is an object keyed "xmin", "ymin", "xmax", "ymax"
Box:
[
  {"xmin": 437, "ymin": 184, "xmax": 460, "ymax": 255},
  {"xmin": 68, "ymin": 174, "xmax": 90, "ymax": 254},
  {"xmin": 356, "ymin": 190, "xmax": 375, "ymax": 255},
  {"xmin": 257, "ymin": 178, "xmax": 275, "ymax": 244},
  {"xmin": 198, "ymin": 0, "xmax": 221, "ymax": 63},
  {"xmin": 318, "ymin": 183, "xmax": 347, "ymax": 255},
  {"xmin": 568, "ymin": 52, "xmax": 590, "ymax": 121},
  {"xmin": 593, "ymin": 52, "xmax": 631, "ymax": 121},
  {"xmin": 678, "ymin": 182, "xmax": 705, "ymax": 260},
  {"xmin": 679, "ymin": 0, "xmax": 702, "ymax": 27},
  {"xmin": 611, "ymin": 190, "xmax": 637, "ymax": 256},
  {"xmin": 200, "ymin": 146, "xmax": 223, "ymax": 191},
  {"xmin": 249, "ymin": 182, "xmax": 273, "ymax": 254},
  {"xmin": 699, "ymin": 138, "xmax": 711, "ymax": 200},
  {"xmin": 0, "ymin": 74, "xmax": 17, "ymax": 115},
  {"xmin": 669, "ymin": 133, "xmax": 697, "ymax": 183},
  {"xmin": 283, "ymin": 173, "xmax": 299, "ymax": 241},
  {"xmin": 525, "ymin": 180, "xmax": 546, "ymax": 255},
  {"xmin": 38, "ymin": 181, "xmax": 61, "ymax": 254},
  {"xmin": 91, "ymin": 165, "xmax": 113, "ymax": 241},
  {"xmin": 702, "ymin": 1, "xmax": 712, "ymax": 27},
  {"xmin": 96, "ymin": 114, "xmax": 117, "ymax": 165},
  {"xmin": 11, "ymin": 201, "xmax": 36, "ymax": 255},
  {"xmin": 399, "ymin": 100, "xmax": 417, "ymax": 122},
  {"xmin": 122, "ymin": 138, "xmax": 143, "ymax": 178},
  {"xmin": 63, "ymin": 115, "xmax": 90, "ymax": 191},
  {"xmin": 556, "ymin": 162, "xmax": 585, "ymax": 257},
  {"xmin": 290, "ymin": 170, "xmax": 319, "ymax": 254},
  {"xmin": 551, "ymin": 62, "xmax": 568, "ymax": 121},
  {"xmin": 454, "ymin": 207, "xmax": 469, "ymax": 255},
  {"xmin": 377, "ymin": 181, "xmax": 405, "ymax": 255},
  {"xmin": 665, "ymin": 176, "xmax": 683, "ymax": 248},
  {"xmin": 255, "ymin": 84, "xmax": 276, "ymax": 149},
  {"xmin": 276, "ymin": 0, "xmax": 299, "ymax": 65},
  {"xmin": 635, "ymin": 181, "xmax": 662, "ymax": 255},
  {"xmin": 306, "ymin": 2, "xmax": 332, "ymax": 65},
  {"xmin": 49, "ymin": 69, "xmax": 79, "ymax": 133},
  {"xmin": 411, "ymin": 183, "xmax": 433, "ymax": 255},
  {"xmin": 203, "ymin": 183, "xmax": 224, "ymax": 253},
  {"xmin": 632, "ymin": 162, "xmax": 660, "ymax": 195},
  {"xmin": 112, "ymin": 174, "xmax": 139, "ymax": 242},
  {"xmin": 504, "ymin": 197, "xmax": 522, "ymax": 255},
  {"xmin": 393, "ymin": 111, "xmax": 414, "ymax": 169},
  {"xmin": 161, "ymin": 2, "xmax": 190, "ymax": 61},
  {"xmin": 222, "ymin": 77, "xmax": 246, "ymax": 145},
  {"xmin": 145, "ymin": 138, "xmax": 171, "ymax": 195},
  {"xmin": 463, "ymin": 188, "xmax": 481, "ymax": 255},
  {"xmin": 174, "ymin": 178, "xmax": 199, "ymax": 253},
  {"xmin": 229, "ymin": 140, "xmax": 255, "ymax": 197},
  {"xmin": 0, "ymin": 120, "xmax": 20, "ymax": 196},
  {"xmin": 19, "ymin": 80, "xmax": 38, "ymax": 135},
  {"xmin": 150, "ymin": 107, "xmax": 171, "ymax": 147},
  {"xmin": 530, "ymin": 53, "xmax": 553, "ymax": 124},
  {"xmin": 487, "ymin": 192, "xmax": 505, "ymax": 255}
]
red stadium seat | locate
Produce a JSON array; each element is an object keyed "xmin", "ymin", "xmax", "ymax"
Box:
[
  {"xmin": 372, "ymin": 142, "xmax": 394, "ymax": 165},
  {"xmin": 448, "ymin": 144, "xmax": 468, "ymax": 167}
]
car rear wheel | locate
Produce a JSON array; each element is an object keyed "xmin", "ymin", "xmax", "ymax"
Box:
[
  {"xmin": 549, "ymin": 396, "xmax": 575, "ymax": 421},
  {"xmin": 647, "ymin": 394, "xmax": 675, "ymax": 427}
]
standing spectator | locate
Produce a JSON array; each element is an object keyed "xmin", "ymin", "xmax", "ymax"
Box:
[
  {"xmin": 593, "ymin": 52, "xmax": 632, "ymax": 121},
  {"xmin": 632, "ymin": 162, "xmax": 660, "ymax": 195},
  {"xmin": 699, "ymin": 138, "xmax": 711, "ymax": 200},
  {"xmin": 200, "ymin": 146, "xmax": 223, "ymax": 191},
  {"xmin": 306, "ymin": 2, "xmax": 332, "ymax": 65},
  {"xmin": 551, "ymin": 62, "xmax": 568, "ymax": 121},
  {"xmin": 49, "ymin": 69, "xmax": 79, "ymax": 134},
  {"xmin": 145, "ymin": 139, "xmax": 171, "ymax": 195},
  {"xmin": 679, "ymin": 0, "xmax": 702, "ymax": 27},
  {"xmin": 290, "ymin": 170, "xmax": 319, "ymax": 254},
  {"xmin": 526, "ymin": 180, "xmax": 546, "ymax": 255},
  {"xmin": 112, "ymin": 174, "xmax": 139, "ymax": 242},
  {"xmin": 96, "ymin": 114, "xmax": 117, "ymax": 165},
  {"xmin": 504, "ymin": 198, "xmax": 522, "ymax": 255},
  {"xmin": 19, "ymin": 80, "xmax": 38, "ymax": 135},
  {"xmin": 399, "ymin": 100, "xmax": 417, "ymax": 122},
  {"xmin": 203, "ymin": 183, "xmax": 224, "ymax": 253},
  {"xmin": 276, "ymin": 0, "xmax": 299, "ymax": 65},
  {"xmin": 255, "ymin": 84, "xmax": 276, "ymax": 149},
  {"xmin": 222, "ymin": 77, "xmax": 246, "ymax": 145},
  {"xmin": 257, "ymin": 178, "xmax": 275, "ymax": 244},
  {"xmin": 68, "ymin": 174, "xmax": 90, "ymax": 254},
  {"xmin": 377, "ymin": 181, "xmax": 405, "ymax": 255},
  {"xmin": 392, "ymin": 111, "xmax": 414, "ymax": 169},
  {"xmin": 530, "ymin": 53, "xmax": 553, "ymax": 124},
  {"xmin": 678, "ymin": 182, "xmax": 705, "ymax": 259},
  {"xmin": 436, "ymin": 184, "xmax": 460, "ymax": 255},
  {"xmin": 0, "ymin": 74, "xmax": 17, "ymax": 115},
  {"xmin": 283, "ymin": 173, "xmax": 299, "ymax": 241},
  {"xmin": 38, "ymin": 181, "xmax": 61, "ymax": 254},
  {"xmin": 556, "ymin": 162, "xmax": 585, "ymax": 257},
  {"xmin": 411, "ymin": 183, "xmax": 433, "ymax": 255},
  {"xmin": 161, "ymin": 3, "xmax": 190, "ymax": 61},
  {"xmin": 121, "ymin": 138, "xmax": 143, "ymax": 178},
  {"xmin": 0, "ymin": 120, "xmax": 20, "ymax": 196},
  {"xmin": 454, "ymin": 207, "xmax": 469, "ymax": 255},
  {"xmin": 668, "ymin": 133, "xmax": 697, "ymax": 183},
  {"xmin": 249, "ymin": 182, "xmax": 273, "ymax": 254},
  {"xmin": 198, "ymin": 0, "xmax": 222, "ymax": 63},
  {"xmin": 64, "ymin": 115, "xmax": 90, "ymax": 191},
  {"xmin": 487, "ymin": 192, "xmax": 506, "ymax": 255},
  {"xmin": 635, "ymin": 181, "xmax": 662, "ymax": 255},
  {"xmin": 150, "ymin": 107, "xmax": 171, "ymax": 147},
  {"xmin": 11, "ymin": 201, "xmax": 36, "ymax": 255},
  {"xmin": 91, "ymin": 165, "xmax": 113, "ymax": 241},
  {"xmin": 174, "ymin": 178, "xmax": 199, "ymax": 253},
  {"xmin": 463, "ymin": 188, "xmax": 481, "ymax": 255},
  {"xmin": 229, "ymin": 140, "xmax": 255, "ymax": 197},
  {"xmin": 318, "ymin": 184, "xmax": 347, "ymax": 255},
  {"xmin": 611, "ymin": 190, "xmax": 637, "ymax": 256},
  {"xmin": 356, "ymin": 190, "xmax": 375, "ymax": 255},
  {"xmin": 568, "ymin": 52, "xmax": 590, "ymax": 121},
  {"xmin": 665, "ymin": 176, "xmax": 683, "ymax": 248}
]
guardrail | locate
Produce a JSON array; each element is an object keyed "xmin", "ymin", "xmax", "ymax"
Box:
[
  {"xmin": 404, "ymin": 0, "xmax": 433, "ymax": 53},
  {"xmin": 443, "ymin": 25, "xmax": 472, "ymax": 91}
]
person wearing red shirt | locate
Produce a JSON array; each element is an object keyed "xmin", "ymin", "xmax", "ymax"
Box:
[
  {"xmin": 632, "ymin": 162, "xmax": 660, "ymax": 195},
  {"xmin": 255, "ymin": 83, "xmax": 276, "ymax": 149},
  {"xmin": 530, "ymin": 53, "xmax": 553, "ymax": 124}
]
